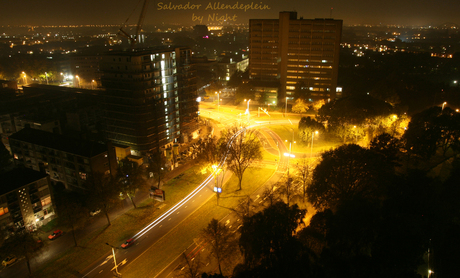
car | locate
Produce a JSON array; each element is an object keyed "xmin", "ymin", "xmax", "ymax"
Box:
[
  {"xmin": 90, "ymin": 209, "xmax": 101, "ymax": 216},
  {"xmin": 121, "ymin": 238, "xmax": 135, "ymax": 249},
  {"xmin": 2, "ymin": 255, "xmax": 17, "ymax": 266},
  {"xmin": 48, "ymin": 230, "xmax": 63, "ymax": 240}
]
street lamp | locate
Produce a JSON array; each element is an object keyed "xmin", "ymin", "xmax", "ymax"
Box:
[
  {"xmin": 215, "ymin": 91, "xmax": 220, "ymax": 113},
  {"xmin": 285, "ymin": 96, "xmax": 288, "ymax": 117},
  {"xmin": 442, "ymin": 102, "xmax": 447, "ymax": 111},
  {"xmin": 45, "ymin": 72, "xmax": 49, "ymax": 85},
  {"xmin": 311, "ymin": 131, "xmax": 318, "ymax": 158},
  {"xmin": 244, "ymin": 99, "xmax": 251, "ymax": 122},
  {"xmin": 22, "ymin": 71, "xmax": 26, "ymax": 85},
  {"xmin": 105, "ymin": 243, "xmax": 121, "ymax": 276},
  {"xmin": 284, "ymin": 142, "xmax": 295, "ymax": 173},
  {"xmin": 91, "ymin": 80, "xmax": 96, "ymax": 90},
  {"xmin": 75, "ymin": 75, "xmax": 80, "ymax": 88}
]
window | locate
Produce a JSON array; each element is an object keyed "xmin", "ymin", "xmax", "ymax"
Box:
[
  {"xmin": 79, "ymin": 172, "xmax": 87, "ymax": 180},
  {"xmin": 41, "ymin": 196, "xmax": 51, "ymax": 206}
]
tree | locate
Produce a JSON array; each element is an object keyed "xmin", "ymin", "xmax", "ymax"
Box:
[
  {"xmin": 293, "ymin": 156, "xmax": 314, "ymax": 204},
  {"xmin": 0, "ymin": 142, "xmax": 13, "ymax": 173},
  {"xmin": 55, "ymin": 190, "xmax": 89, "ymax": 246},
  {"xmin": 1, "ymin": 231, "xmax": 44, "ymax": 275},
  {"xmin": 276, "ymin": 173, "xmax": 298, "ymax": 206},
  {"xmin": 297, "ymin": 116, "xmax": 325, "ymax": 146},
  {"xmin": 201, "ymin": 218, "xmax": 238, "ymax": 276},
  {"xmin": 220, "ymin": 127, "xmax": 262, "ymax": 190},
  {"xmin": 204, "ymin": 81, "xmax": 224, "ymax": 97},
  {"xmin": 291, "ymin": 98, "xmax": 309, "ymax": 114},
  {"xmin": 197, "ymin": 136, "xmax": 224, "ymax": 175},
  {"xmin": 117, "ymin": 158, "xmax": 146, "ymax": 208},
  {"xmin": 147, "ymin": 152, "xmax": 167, "ymax": 189},
  {"xmin": 238, "ymin": 202, "xmax": 307, "ymax": 275},
  {"xmin": 318, "ymin": 95, "xmax": 393, "ymax": 142},
  {"xmin": 234, "ymin": 83, "xmax": 254, "ymax": 105},
  {"xmin": 369, "ymin": 132, "xmax": 403, "ymax": 168},
  {"xmin": 84, "ymin": 172, "xmax": 121, "ymax": 226},
  {"xmin": 227, "ymin": 70, "xmax": 247, "ymax": 88},
  {"xmin": 307, "ymin": 144, "xmax": 392, "ymax": 210},
  {"xmin": 261, "ymin": 183, "xmax": 281, "ymax": 207},
  {"xmin": 176, "ymin": 252, "xmax": 203, "ymax": 278}
]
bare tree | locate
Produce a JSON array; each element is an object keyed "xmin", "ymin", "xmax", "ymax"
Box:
[
  {"xmin": 147, "ymin": 152, "xmax": 167, "ymax": 189},
  {"xmin": 293, "ymin": 156, "xmax": 313, "ymax": 204},
  {"xmin": 232, "ymin": 195, "xmax": 256, "ymax": 218},
  {"xmin": 84, "ymin": 172, "xmax": 121, "ymax": 226},
  {"xmin": 1, "ymin": 231, "xmax": 44, "ymax": 275},
  {"xmin": 220, "ymin": 127, "xmax": 262, "ymax": 190},
  {"xmin": 175, "ymin": 252, "xmax": 203, "ymax": 278},
  {"xmin": 118, "ymin": 158, "xmax": 147, "ymax": 208},
  {"xmin": 261, "ymin": 183, "xmax": 281, "ymax": 206},
  {"xmin": 201, "ymin": 218, "xmax": 238, "ymax": 276},
  {"xmin": 276, "ymin": 173, "xmax": 298, "ymax": 206},
  {"xmin": 55, "ymin": 191, "xmax": 89, "ymax": 246}
]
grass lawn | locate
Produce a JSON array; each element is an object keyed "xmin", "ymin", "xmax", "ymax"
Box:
[
  {"xmin": 121, "ymin": 167, "xmax": 275, "ymax": 278},
  {"xmin": 32, "ymin": 166, "xmax": 208, "ymax": 278}
]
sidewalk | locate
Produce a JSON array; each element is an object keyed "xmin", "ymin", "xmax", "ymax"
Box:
[{"xmin": 28, "ymin": 154, "xmax": 201, "ymax": 274}]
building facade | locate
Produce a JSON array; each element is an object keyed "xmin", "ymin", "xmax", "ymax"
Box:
[
  {"xmin": 100, "ymin": 47, "xmax": 198, "ymax": 155},
  {"xmin": 0, "ymin": 167, "xmax": 55, "ymax": 232},
  {"xmin": 249, "ymin": 12, "xmax": 342, "ymax": 104},
  {"xmin": 9, "ymin": 128, "xmax": 116, "ymax": 190}
]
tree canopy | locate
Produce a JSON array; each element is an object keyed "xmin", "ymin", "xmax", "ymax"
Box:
[
  {"xmin": 220, "ymin": 127, "xmax": 262, "ymax": 190},
  {"xmin": 307, "ymin": 144, "xmax": 393, "ymax": 210}
]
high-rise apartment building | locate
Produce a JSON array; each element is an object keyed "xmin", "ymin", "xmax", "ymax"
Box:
[
  {"xmin": 100, "ymin": 47, "xmax": 198, "ymax": 155},
  {"xmin": 249, "ymin": 12, "xmax": 342, "ymax": 104}
]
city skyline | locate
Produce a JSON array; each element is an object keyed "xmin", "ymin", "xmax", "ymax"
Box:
[{"xmin": 1, "ymin": 0, "xmax": 460, "ymax": 27}]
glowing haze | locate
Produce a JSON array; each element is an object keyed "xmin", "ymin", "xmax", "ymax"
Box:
[{"xmin": 1, "ymin": 0, "xmax": 459, "ymax": 26}]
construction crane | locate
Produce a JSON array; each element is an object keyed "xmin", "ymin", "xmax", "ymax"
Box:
[{"xmin": 118, "ymin": 0, "xmax": 149, "ymax": 48}]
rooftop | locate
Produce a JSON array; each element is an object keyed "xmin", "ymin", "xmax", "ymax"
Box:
[
  {"xmin": 0, "ymin": 167, "xmax": 48, "ymax": 196},
  {"xmin": 9, "ymin": 127, "xmax": 108, "ymax": 158}
]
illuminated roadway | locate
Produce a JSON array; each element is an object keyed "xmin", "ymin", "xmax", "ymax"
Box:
[{"xmin": 81, "ymin": 106, "xmax": 292, "ymax": 278}]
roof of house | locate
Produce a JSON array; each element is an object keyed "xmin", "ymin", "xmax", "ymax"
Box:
[
  {"xmin": 9, "ymin": 127, "xmax": 108, "ymax": 158},
  {"xmin": 0, "ymin": 167, "xmax": 48, "ymax": 196}
]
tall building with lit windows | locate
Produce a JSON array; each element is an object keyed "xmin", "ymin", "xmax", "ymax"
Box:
[
  {"xmin": 100, "ymin": 47, "xmax": 198, "ymax": 155},
  {"xmin": 249, "ymin": 12, "xmax": 342, "ymax": 104}
]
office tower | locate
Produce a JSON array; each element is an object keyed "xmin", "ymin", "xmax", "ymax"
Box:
[
  {"xmin": 249, "ymin": 11, "xmax": 342, "ymax": 104},
  {"xmin": 100, "ymin": 47, "xmax": 198, "ymax": 155}
]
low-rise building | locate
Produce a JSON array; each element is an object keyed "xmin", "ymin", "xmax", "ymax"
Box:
[
  {"xmin": 9, "ymin": 127, "xmax": 117, "ymax": 190},
  {"xmin": 0, "ymin": 167, "xmax": 55, "ymax": 233}
]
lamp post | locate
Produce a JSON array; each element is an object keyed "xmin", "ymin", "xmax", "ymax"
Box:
[
  {"xmin": 45, "ymin": 72, "xmax": 48, "ymax": 85},
  {"xmin": 442, "ymin": 102, "xmax": 447, "ymax": 111},
  {"xmin": 75, "ymin": 75, "xmax": 80, "ymax": 88},
  {"xmin": 22, "ymin": 71, "xmax": 26, "ymax": 85},
  {"xmin": 285, "ymin": 96, "xmax": 288, "ymax": 117},
  {"xmin": 311, "ymin": 131, "xmax": 318, "ymax": 158},
  {"xmin": 91, "ymin": 80, "xmax": 96, "ymax": 90},
  {"xmin": 215, "ymin": 91, "xmax": 220, "ymax": 113},
  {"xmin": 244, "ymin": 99, "xmax": 251, "ymax": 122},
  {"xmin": 105, "ymin": 243, "xmax": 121, "ymax": 276}
]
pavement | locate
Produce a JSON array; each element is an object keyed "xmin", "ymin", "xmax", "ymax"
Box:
[
  {"xmin": 0, "ymin": 110, "xmax": 291, "ymax": 278},
  {"xmin": 0, "ymin": 132, "xmax": 207, "ymax": 278}
]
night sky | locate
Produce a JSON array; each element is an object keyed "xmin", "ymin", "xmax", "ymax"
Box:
[{"xmin": 1, "ymin": 0, "xmax": 459, "ymax": 26}]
